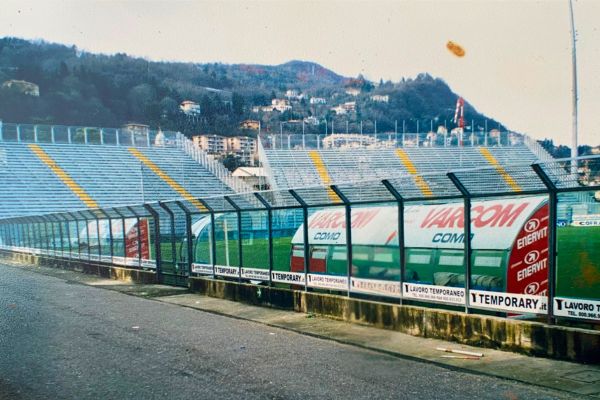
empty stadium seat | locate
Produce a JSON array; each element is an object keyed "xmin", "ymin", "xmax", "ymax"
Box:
[{"xmin": 0, "ymin": 142, "xmax": 234, "ymax": 218}]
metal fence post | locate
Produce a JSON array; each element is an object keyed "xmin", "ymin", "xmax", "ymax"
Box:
[
  {"xmin": 93, "ymin": 213, "xmax": 102, "ymax": 260},
  {"xmin": 158, "ymin": 202, "xmax": 177, "ymax": 273},
  {"xmin": 57, "ymin": 215, "xmax": 72, "ymax": 259},
  {"xmin": 20, "ymin": 218, "xmax": 29, "ymax": 248},
  {"xmin": 77, "ymin": 211, "xmax": 92, "ymax": 261},
  {"xmin": 210, "ymin": 208, "xmax": 217, "ymax": 279},
  {"xmin": 42, "ymin": 217, "xmax": 52, "ymax": 256},
  {"xmin": 78, "ymin": 213, "xmax": 91, "ymax": 259},
  {"xmin": 174, "ymin": 201, "xmax": 194, "ymax": 278},
  {"xmin": 67, "ymin": 212, "xmax": 80, "ymax": 258},
  {"xmin": 331, "ymin": 185, "xmax": 353, "ymax": 297},
  {"xmin": 382, "ymin": 179, "xmax": 405, "ymax": 305},
  {"xmin": 50, "ymin": 215, "xmax": 63, "ymax": 258},
  {"xmin": 97, "ymin": 209, "xmax": 113, "ymax": 261},
  {"xmin": 224, "ymin": 196, "xmax": 243, "ymax": 283},
  {"xmin": 28, "ymin": 218, "xmax": 37, "ymax": 252},
  {"xmin": 144, "ymin": 204, "xmax": 162, "ymax": 280},
  {"xmin": 254, "ymin": 193, "xmax": 273, "ymax": 287},
  {"xmin": 447, "ymin": 172, "xmax": 472, "ymax": 314},
  {"xmin": 111, "ymin": 208, "xmax": 127, "ymax": 262},
  {"xmin": 289, "ymin": 189, "xmax": 309, "ymax": 292},
  {"xmin": 532, "ymin": 163, "xmax": 558, "ymax": 324}
]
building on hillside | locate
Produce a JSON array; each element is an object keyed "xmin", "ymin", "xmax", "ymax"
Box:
[
  {"xmin": 332, "ymin": 101, "xmax": 356, "ymax": 115},
  {"xmin": 193, "ymin": 134, "xmax": 257, "ymax": 165},
  {"xmin": 271, "ymin": 98, "xmax": 292, "ymax": 112},
  {"xmin": 227, "ymin": 136, "xmax": 257, "ymax": 164},
  {"xmin": 193, "ymin": 135, "xmax": 227, "ymax": 154},
  {"xmin": 180, "ymin": 100, "xmax": 201, "ymax": 115},
  {"xmin": 232, "ymin": 167, "xmax": 267, "ymax": 190},
  {"xmin": 309, "ymin": 97, "xmax": 327, "ymax": 105},
  {"xmin": 285, "ymin": 90, "xmax": 303, "ymax": 101},
  {"xmin": 370, "ymin": 94, "xmax": 389, "ymax": 103},
  {"xmin": 303, "ymin": 116, "xmax": 320, "ymax": 125},
  {"xmin": 2, "ymin": 80, "xmax": 39, "ymax": 96},
  {"xmin": 343, "ymin": 101, "xmax": 356, "ymax": 112},
  {"xmin": 345, "ymin": 88, "xmax": 361, "ymax": 97},
  {"xmin": 331, "ymin": 105, "xmax": 347, "ymax": 115},
  {"xmin": 239, "ymin": 119, "xmax": 261, "ymax": 130},
  {"xmin": 252, "ymin": 99, "xmax": 292, "ymax": 113}
]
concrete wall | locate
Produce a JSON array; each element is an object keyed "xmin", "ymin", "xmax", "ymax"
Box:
[
  {"xmin": 0, "ymin": 250, "xmax": 157, "ymax": 284},
  {"xmin": 188, "ymin": 277, "xmax": 600, "ymax": 364}
]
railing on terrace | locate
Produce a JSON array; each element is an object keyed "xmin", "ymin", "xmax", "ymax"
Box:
[
  {"xmin": 259, "ymin": 131, "xmax": 527, "ymax": 150},
  {"xmin": 1, "ymin": 155, "xmax": 599, "ymax": 327},
  {"xmin": 0, "ymin": 121, "xmax": 251, "ymax": 193}
]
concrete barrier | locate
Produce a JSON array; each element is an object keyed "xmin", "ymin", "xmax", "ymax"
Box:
[
  {"xmin": 188, "ymin": 276, "xmax": 600, "ymax": 364},
  {"xmin": 0, "ymin": 250, "xmax": 157, "ymax": 284}
]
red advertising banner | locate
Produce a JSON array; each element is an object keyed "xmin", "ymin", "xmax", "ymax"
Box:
[
  {"xmin": 507, "ymin": 204, "xmax": 549, "ymax": 296},
  {"xmin": 125, "ymin": 219, "xmax": 150, "ymax": 260}
]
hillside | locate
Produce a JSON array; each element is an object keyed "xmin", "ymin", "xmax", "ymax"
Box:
[{"xmin": 0, "ymin": 37, "xmax": 503, "ymax": 136}]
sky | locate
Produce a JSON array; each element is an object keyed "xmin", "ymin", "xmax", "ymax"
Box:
[{"xmin": 0, "ymin": 0, "xmax": 598, "ymax": 146}]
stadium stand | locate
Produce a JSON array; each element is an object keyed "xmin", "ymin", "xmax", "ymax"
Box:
[
  {"xmin": 0, "ymin": 142, "xmax": 234, "ymax": 218},
  {"xmin": 262, "ymin": 145, "xmax": 541, "ymax": 191}
]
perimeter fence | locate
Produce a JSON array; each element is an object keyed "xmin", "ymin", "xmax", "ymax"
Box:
[{"xmin": 1, "ymin": 155, "xmax": 599, "ymax": 325}]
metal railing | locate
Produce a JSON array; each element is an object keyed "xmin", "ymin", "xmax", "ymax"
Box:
[
  {"xmin": 0, "ymin": 121, "xmax": 251, "ymax": 194},
  {"xmin": 1, "ymin": 155, "xmax": 599, "ymax": 327},
  {"xmin": 259, "ymin": 130, "xmax": 527, "ymax": 150},
  {"xmin": 176, "ymin": 133, "xmax": 252, "ymax": 193}
]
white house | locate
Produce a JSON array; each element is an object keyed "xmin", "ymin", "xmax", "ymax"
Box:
[
  {"xmin": 370, "ymin": 95, "xmax": 389, "ymax": 103},
  {"xmin": 271, "ymin": 98, "xmax": 292, "ymax": 112},
  {"xmin": 309, "ymin": 97, "xmax": 327, "ymax": 105},
  {"xmin": 180, "ymin": 100, "xmax": 201, "ymax": 115}
]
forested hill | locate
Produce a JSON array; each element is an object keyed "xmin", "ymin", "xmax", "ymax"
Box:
[{"xmin": 0, "ymin": 37, "xmax": 503, "ymax": 135}]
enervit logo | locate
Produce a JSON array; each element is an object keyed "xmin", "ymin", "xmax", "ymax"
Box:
[
  {"xmin": 524, "ymin": 218, "xmax": 540, "ymax": 233},
  {"xmin": 524, "ymin": 282, "xmax": 540, "ymax": 295},
  {"xmin": 525, "ymin": 250, "xmax": 540, "ymax": 265}
]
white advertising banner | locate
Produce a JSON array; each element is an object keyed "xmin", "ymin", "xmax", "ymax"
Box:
[
  {"xmin": 214, "ymin": 265, "xmax": 239, "ymax": 278},
  {"xmin": 554, "ymin": 297, "xmax": 600, "ymax": 321},
  {"xmin": 292, "ymin": 196, "xmax": 547, "ymax": 251},
  {"xmin": 271, "ymin": 271, "xmax": 306, "ymax": 285},
  {"xmin": 571, "ymin": 215, "xmax": 600, "ymax": 227},
  {"xmin": 470, "ymin": 290, "xmax": 547, "ymax": 314},
  {"xmin": 141, "ymin": 259, "xmax": 156, "ymax": 269},
  {"xmin": 307, "ymin": 273, "xmax": 348, "ymax": 291},
  {"xmin": 192, "ymin": 263, "xmax": 213, "ymax": 275},
  {"xmin": 350, "ymin": 277, "xmax": 401, "ymax": 298},
  {"xmin": 403, "ymin": 283, "xmax": 466, "ymax": 305},
  {"xmin": 240, "ymin": 267, "xmax": 269, "ymax": 281}
]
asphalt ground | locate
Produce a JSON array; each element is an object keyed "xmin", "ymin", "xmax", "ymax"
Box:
[{"xmin": 0, "ymin": 262, "xmax": 587, "ymax": 400}]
